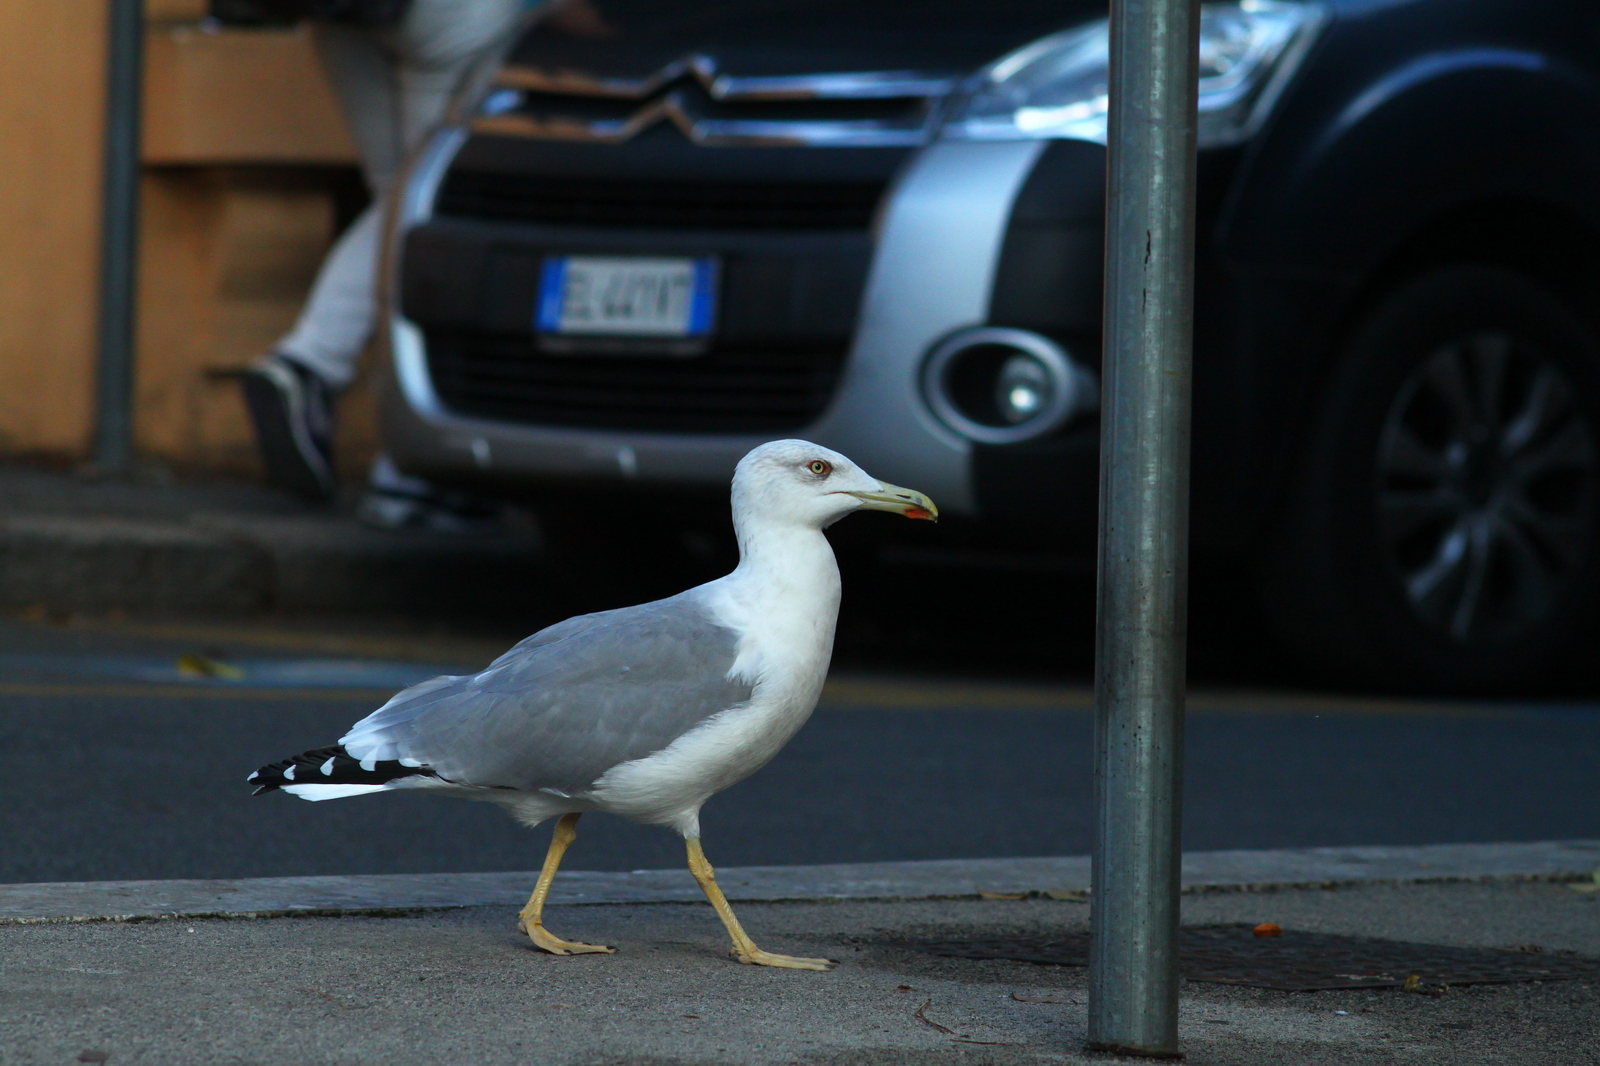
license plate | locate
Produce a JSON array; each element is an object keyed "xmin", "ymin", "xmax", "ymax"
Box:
[{"xmin": 536, "ymin": 256, "xmax": 718, "ymax": 338}]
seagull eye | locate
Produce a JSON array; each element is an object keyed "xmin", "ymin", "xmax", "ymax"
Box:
[{"xmin": 808, "ymin": 460, "xmax": 832, "ymax": 477}]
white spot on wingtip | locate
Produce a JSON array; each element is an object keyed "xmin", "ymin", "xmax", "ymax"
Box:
[
  {"xmin": 247, "ymin": 771, "xmax": 259, "ymax": 781},
  {"xmin": 359, "ymin": 754, "xmax": 378, "ymax": 772},
  {"xmin": 282, "ymin": 783, "xmax": 389, "ymax": 801},
  {"xmin": 283, "ymin": 765, "xmax": 296, "ymax": 781},
  {"xmin": 320, "ymin": 758, "xmax": 335, "ymax": 775},
  {"xmin": 399, "ymin": 757, "xmax": 423, "ymax": 768}
]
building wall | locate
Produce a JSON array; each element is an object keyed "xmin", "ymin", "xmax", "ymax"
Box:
[
  {"xmin": 0, "ymin": 0, "xmax": 108, "ymax": 458},
  {"xmin": 0, "ymin": 0, "xmax": 376, "ymax": 476},
  {"xmin": 135, "ymin": 169, "xmax": 344, "ymax": 473},
  {"xmin": 137, "ymin": 14, "xmax": 369, "ymax": 477}
]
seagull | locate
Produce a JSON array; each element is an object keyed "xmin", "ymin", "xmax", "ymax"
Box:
[{"xmin": 248, "ymin": 439, "xmax": 936, "ymax": 971}]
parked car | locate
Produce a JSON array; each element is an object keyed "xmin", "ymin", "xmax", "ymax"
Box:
[{"xmin": 381, "ymin": 0, "xmax": 1600, "ymax": 691}]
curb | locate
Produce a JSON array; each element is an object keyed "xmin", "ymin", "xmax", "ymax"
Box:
[
  {"xmin": 4, "ymin": 840, "xmax": 1596, "ymax": 924},
  {"xmin": 0, "ymin": 512, "xmax": 545, "ymax": 616}
]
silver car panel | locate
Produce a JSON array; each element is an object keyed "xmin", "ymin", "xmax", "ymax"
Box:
[{"xmin": 803, "ymin": 139, "xmax": 1046, "ymax": 512}]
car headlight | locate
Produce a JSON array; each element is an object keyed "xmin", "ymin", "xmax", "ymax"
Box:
[{"xmin": 941, "ymin": 0, "xmax": 1327, "ymax": 148}]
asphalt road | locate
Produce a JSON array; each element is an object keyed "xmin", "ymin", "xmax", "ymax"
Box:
[{"xmin": 3, "ymin": 618, "xmax": 1599, "ymax": 883}]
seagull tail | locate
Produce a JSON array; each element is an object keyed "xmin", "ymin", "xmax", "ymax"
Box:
[{"xmin": 248, "ymin": 744, "xmax": 439, "ymax": 801}]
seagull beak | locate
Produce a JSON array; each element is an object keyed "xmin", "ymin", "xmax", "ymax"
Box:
[{"xmin": 846, "ymin": 482, "xmax": 939, "ymax": 522}]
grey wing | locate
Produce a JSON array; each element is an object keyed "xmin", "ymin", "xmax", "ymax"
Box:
[
  {"xmin": 338, "ymin": 591, "xmax": 752, "ymax": 794},
  {"xmin": 483, "ymin": 604, "xmax": 636, "ymax": 666}
]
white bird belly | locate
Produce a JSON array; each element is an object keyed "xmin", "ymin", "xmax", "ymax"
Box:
[{"xmin": 584, "ymin": 685, "xmax": 817, "ymax": 836}]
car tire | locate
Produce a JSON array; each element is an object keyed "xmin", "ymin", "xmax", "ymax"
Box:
[{"xmin": 1256, "ymin": 265, "xmax": 1600, "ymax": 693}]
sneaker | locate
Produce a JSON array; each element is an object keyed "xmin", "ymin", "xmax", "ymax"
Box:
[
  {"xmin": 239, "ymin": 353, "xmax": 336, "ymax": 501},
  {"xmin": 356, "ymin": 454, "xmax": 504, "ymax": 534}
]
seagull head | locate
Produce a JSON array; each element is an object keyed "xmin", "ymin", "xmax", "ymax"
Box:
[{"xmin": 732, "ymin": 440, "xmax": 939, "ymax": 531}]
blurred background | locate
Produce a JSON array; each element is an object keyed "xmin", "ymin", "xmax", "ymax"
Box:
[
  {"xmin": 1, "ymin": 1, "xmax": 380, "ymax": 480},
  {"xmin": 2, "ymin": 0, "xmax": 1598, "ymax": 886}
]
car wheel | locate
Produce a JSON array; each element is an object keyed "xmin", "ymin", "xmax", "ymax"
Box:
[{"xmin": 1258, "ymin": 265, "xmax": 1600, "ymax": 693}]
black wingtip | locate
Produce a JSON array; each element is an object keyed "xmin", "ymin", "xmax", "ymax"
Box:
[{"xmin": 248, "ymin": 743, "xmax": 439, "ymax": 797}]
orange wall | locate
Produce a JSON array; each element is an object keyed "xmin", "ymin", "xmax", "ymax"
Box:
[
  {"xmin": 0, "ymin": 0, "xmax": 107, "ymax": 458},
  {"xmin": 0, "ymin": 1, "xmax": 361, "ymax": 470},
  {"xmin": 134, "ymin": 20, "xmax": 360, "ymax": 477}
]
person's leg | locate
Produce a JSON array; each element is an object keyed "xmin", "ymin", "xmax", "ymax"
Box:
[
  {"xmin": 251, "ymin": 0, "xmax": 528, "ymax": 506},
  {"xmin": 274, "ymin": 20, "xmax": 406, "ymax": 385},
  {"xmin": 283, "ymin": 0, "xmax": 523, "ymax": 387},
  {"xmin": 311, "ymin": 21, "xmax": 407, "ymax": 193},
  {"xmin": 394, "ymin": 0, "xmax": 528, "ymax": 153},
  {"xmin": 350, "ymin": 0, "xmax": 529, "ymax": 523},
  {"xmin": 398, "ymin": 0, "xmax": 527, "ymax": 84},
  {"xmin": 245, "ymin": 23, "xmax": 403, "ymax": 499},
  {"xmin": 272, "ymin": 203, "xmax": 382, "ymax": 390}
]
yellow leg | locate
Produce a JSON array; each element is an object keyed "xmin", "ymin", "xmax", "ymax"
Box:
[
  {"xmin": 517, "ymin": 813, "xmax": 614, "ymax": 955},
  {"xmin": 686, "ymin": 838, "xmax": 835, "ymax": 971}
]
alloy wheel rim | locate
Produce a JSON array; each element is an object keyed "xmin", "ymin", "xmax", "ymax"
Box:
[{"xmin": 1375, "ymin": 331, "xmax": 1598, "ymax": 642}]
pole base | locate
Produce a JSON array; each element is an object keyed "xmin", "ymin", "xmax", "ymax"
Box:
[{"xmin": 1084, "ymin": 1042, "xmax": 1185, "ymax": 1060}]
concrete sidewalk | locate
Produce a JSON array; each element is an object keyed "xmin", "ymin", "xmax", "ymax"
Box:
[
  {"xmin": 0, "ymin": 464, "xmax": 546, "ymax": 617},
  {"xmin": 5, "ymin": 843, "xmax": 1598, "ymax": 1064}
]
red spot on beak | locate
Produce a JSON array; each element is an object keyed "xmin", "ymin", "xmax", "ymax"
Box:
[{"xmin": 905, "ymin": 507, "xmax": 934, "ymax": 522}]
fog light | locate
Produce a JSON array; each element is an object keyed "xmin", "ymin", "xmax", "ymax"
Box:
[
  {"xmin": 997, "ymin": 354, "xmax": 1052, "ymax": 424},
  {"xmin": 921, "ymin": 327, "xmax": 1097, "ymax": 444}
]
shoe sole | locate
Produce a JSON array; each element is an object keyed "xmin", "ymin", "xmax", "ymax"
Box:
[{"xmin": 241, "ymin": 364, "xmax": 335, "ymax": 501}]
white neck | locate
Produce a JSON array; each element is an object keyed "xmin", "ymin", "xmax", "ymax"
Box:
[
  {"xmin": 705, "ymin": 514, "xmax": 841, "ymax": 687},
  {"xmin": 735, "ymin": 513, "xmax": 838, "ymax": 591}
]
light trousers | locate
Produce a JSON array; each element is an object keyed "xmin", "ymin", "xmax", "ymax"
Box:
[{"xmin": 276, "ymin": 0, "xmax": 528, "ymax": 387}]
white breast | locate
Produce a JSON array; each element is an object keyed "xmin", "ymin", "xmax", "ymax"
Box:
[{"xmin": 585, "ymin": 526, "xmax": 840, "ymax": 837}]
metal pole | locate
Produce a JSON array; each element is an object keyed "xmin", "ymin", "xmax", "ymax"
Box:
[
  {"xmin": 1087, "ymin": 0, "xmax": 1199, "ymax": 1056},
  {"xmin": 93, "ymin": 0, "xmax": 146, "ymax": 472}
]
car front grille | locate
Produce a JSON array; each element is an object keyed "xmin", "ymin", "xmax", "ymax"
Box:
[
  {"xmin": 424, "ymin": 332, "xmax": 847, "ymax": 434},
  {"xmin": 472, "ymin": 63, "xmax": 955, "ymax": 148},
  {"xmin": 434, "ymin": 171, "xmax": 887, "ymax": 231}
]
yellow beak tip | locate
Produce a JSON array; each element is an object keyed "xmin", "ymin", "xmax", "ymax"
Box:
[{"xmin": 847, "ymin": 482, "xmax": 937, "ymax": 522}]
